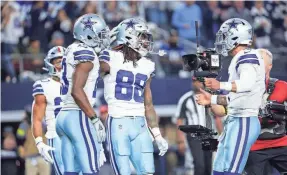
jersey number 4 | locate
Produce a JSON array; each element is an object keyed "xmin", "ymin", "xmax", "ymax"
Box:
[{"xmin": 115, "ymin": 70, "xmax": 148, "ymax": 103}]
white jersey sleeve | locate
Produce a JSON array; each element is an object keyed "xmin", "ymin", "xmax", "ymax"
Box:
[
  {"xmin": 61, "ymin": 43, "xmax": 100, "ymax": 110},
  {"xmin": 227, "ymin": 49, "xmax": 265, "ymax": 117},
  {"xmin": 100, "ymin": 50, "xmax": 155, "ymax": 117},
  {"xmin": 32, "ymin": 78, "xmax": 62, "ymax": 139}
]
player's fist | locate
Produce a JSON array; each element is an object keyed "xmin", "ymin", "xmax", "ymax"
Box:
[
  {"xmin": 204, "ymin": 78, "xmax": 220, "ymax": 91},
  {"xmin": 195, "ymin": 88, "xmax": 212, "ymax": 106},
  {"xmin": 91, "ymin": 117, "xmax": 106, "ymax": 143},
  {"xmin": 151, "ymin": 128, "xmax": 168, "ymax": 156},
  {"xmin": 35, "ymin": 137, "xmax": 55, "ymax": 164}
]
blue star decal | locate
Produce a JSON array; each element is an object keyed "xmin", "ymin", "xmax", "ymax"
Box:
[
  {"xmin": 226, "ymin": 19, "xmax": 241, "ymax": 30},
  {"xmin": 123, "ymin": 20, "xmax": 138, "ymax": 30},
  {"xmin": 81, "ymin": 18, "xmax": 96, "ymax": 31}
]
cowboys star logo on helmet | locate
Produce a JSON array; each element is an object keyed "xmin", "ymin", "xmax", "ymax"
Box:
[
  {"xmin": 123, "ymin": 19, "xmax": 138, "ymax": 30},
  {"xmin": 81, "ymin": 17, "xmax": 96, "ymax": 31},
  {"xmin": 226, "ymin": 19, "xmax": 241, "ymax": 30}
]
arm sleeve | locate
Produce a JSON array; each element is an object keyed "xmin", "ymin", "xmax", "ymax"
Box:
[
  {"xmin": 99, "ymin": 50, "xmax": 111, "ymax": 65},
  {"xmin": 32, "ymin": 81, "xmax": 44, "ymax": 97},
  {"xmin": 73, "ymin": 48, "xmax": 96, "ymax": 65},
  {"xmin": 235, "ymin": 64, "xmax": 257, "ymax": 93}
]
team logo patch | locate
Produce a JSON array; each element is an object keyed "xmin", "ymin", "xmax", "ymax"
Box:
[{"xmin": 81, "ymin": 17, "xmax": 96, "ymax": 31}]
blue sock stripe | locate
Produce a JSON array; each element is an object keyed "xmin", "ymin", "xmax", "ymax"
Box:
[
  {"xmin": 235, "ymin": 117, "xmax": 250, "ymax": 173},
  {"xmin": 79, "ymin": 111, "xmax": 93, "ymax": 173},
  {"xmin": 85, "ymin": 116, "xmax": 99, "ymax": 172},
  {"xmin": 228, "ymin": 118, "xmax": 243, "ymax": 172}
]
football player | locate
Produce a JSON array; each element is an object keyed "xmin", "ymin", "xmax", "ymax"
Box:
[
  {"xmin": 56, "ymin": 14, "xmax": 110, "ymax": 174},
  {"xmin": 195, "ymin": 18, "xmax": 265, "ymax": 175},
  {"xmin": 99, "ymin": 18, "xmax": 168, "ymax": 175},
  {"xmin": 32, "ymin": 46, "xmax": 65, "ymax": 175}
]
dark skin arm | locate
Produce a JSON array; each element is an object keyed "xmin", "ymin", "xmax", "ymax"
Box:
[
  {"xmin": 144, "ymin": 78, "xmax": 159, "ymax": 128},
  {"xmin": 32, "ymin": 95, "xmax": 47, "ymax": 138},
  {"xmin": 71, "ymin": 62, "xmax": 96, "ymax": 118},
  {"xmin": 99, "ymin": 61, "xmax": 110, "ymax": 77}
]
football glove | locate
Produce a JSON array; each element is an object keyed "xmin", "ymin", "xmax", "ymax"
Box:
[
  {"xmin": 35, "ymin": 137, "xmax": 55, "ymax": 164},
  {"xmin": 151, "ymin": 127, "xmax": 168, "ymax": 156},
  {"xmin": 91, "ymin": 117, "xmax": 106, "ymax": 143}
]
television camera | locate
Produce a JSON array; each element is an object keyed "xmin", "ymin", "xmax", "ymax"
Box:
[
  {"xmin": 259, "ymin": 101, "xmax": 287, "ymax": 140},
  {"xmin": 182, "ymin": 21, "xmax": 221, "ymax": 80},
  {"xmin": 178, "ymin": 125, "xmax": 218, "ymax": 151}
]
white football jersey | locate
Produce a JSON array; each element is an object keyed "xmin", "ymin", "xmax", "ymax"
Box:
[
  {"xmin": 60, "ymin": 42, "xmax": 100, "ymax": 110},
  {"xmin": 99, "ymin": 50, "xmax": 155, "ymax": 117},
  {"xmin": 227, "ymin": 48, "xmax": 265, "ymax": 117},
  {"xmin": 32, "ymin": 78, "xmax": 62, "ymax": 138}
]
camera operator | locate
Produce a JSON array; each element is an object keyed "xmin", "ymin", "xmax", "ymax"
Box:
[
  {"xmin": 174, "ymin": 77, "xmax": 218, "ymax": 175},
  {"xmin": 244, "ymin": 49, "xmax": 287, "ymax": 175},
  {"xmin": 195, "ymin": 18, "xmax": 265, "ymax": 175}
]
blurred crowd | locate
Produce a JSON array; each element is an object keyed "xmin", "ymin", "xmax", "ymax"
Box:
[{"xmin": 1, "ymin": 1, "xmax": 287, "ymax": 82}]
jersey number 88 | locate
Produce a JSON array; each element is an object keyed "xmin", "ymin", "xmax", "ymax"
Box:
[{"xmin": 115, "ymin": 70, "xmax": 148, "ymax": 103}]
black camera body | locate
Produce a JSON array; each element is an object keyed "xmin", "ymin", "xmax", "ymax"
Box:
[
  {"xmin": 182, "ymin": 48, "xmax": 221, "ymax": 78},
  {"xmin": 259, "ymin": 101, "xmax": 287, "ymax": 140},
  {"xmin": 179, "ymin": 125, "xmax": 218, "ymax": 151},
  {"xmin": 261, "ymin": 101, "xmax": 287, "ymax": 121}
]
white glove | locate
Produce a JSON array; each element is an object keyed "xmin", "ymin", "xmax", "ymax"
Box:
[
  {"xmin": 35, "ymin": 137, "xmax": 55, "ymax": 164},
  {"xmin": 151, "ymin": 128, "xmax": 168, "ymax": 156},
  {"xmin": 99, "ymin": 144, "xmax": 106, "ymax": 167},
  {"xmin": 91, "ymin": 117, "xmax": 106, "ymax": 143}
]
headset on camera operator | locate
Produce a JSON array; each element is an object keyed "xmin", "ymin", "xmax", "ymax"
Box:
[{"xmin": 244, "ymin": 49, "xmax": 287, "ymax": 175}]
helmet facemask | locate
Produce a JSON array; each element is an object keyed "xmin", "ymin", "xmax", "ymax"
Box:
[
  {"xmin": 136, "ymin": 32, "xmax": 154, "ymax": 56},
  {"xmin": 215, "ymin": 30, "xmax": 235, "ymax": 57},
  {"xmin": 84, "ymin": 26, "xmax": 111, "ymax": 53},
  {"xmin": 44, "ymin": 57, "xmax": 62, "ymax": 78}
]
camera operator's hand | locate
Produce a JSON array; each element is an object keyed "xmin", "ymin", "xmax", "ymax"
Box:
[
  {"xmin": 204, "ymin": 78, "xmax": 220, "ymax": 91},
  {"xmin": 195, "ymin": 88, "xmax": 212, "ymax": 106}
]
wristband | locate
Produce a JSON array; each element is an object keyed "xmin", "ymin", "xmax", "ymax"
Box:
[
  {"xmin": 35, "ymin": 137, "xmax": 43, "ymax": 145},
  {"xmin": 151, "ymin": 127, "xmax": 161, "ymax": 138},
  {"xmin": 220, "ymin": 82, "xmax": 232, "ymax": 91},
  {"xmin": 211, "ymin": 95, "xmax": 218, "ymax": 105}
]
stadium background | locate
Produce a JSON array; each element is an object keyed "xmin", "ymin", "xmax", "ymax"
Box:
[{"xmin": 1, "ymin": 1, "xmax": 287, "ymax": 175}]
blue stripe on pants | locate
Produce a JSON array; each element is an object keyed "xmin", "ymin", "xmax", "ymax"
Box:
[
  {"xmin": 85, "ymin": 115, "xmax": 99, "ymax": 172},
  {"xmin": 228, "ymin": 118, "xmax": 243, "ymax": 172},
  {"xmin": 108, "ymin": 116, "xmax": 120, "ymax": 175},
  {"xmin": 229, "ymin": 118, "xmax": 251, "ymax": 173},
  {"xmin": 51, "ymin": 139, "xmax": 63, "ymax": 175},
  {"xmin": 236, "ymin": 118, "xmax": 250, "ymax": 173},
  {"xmin": 79, "ymin": 111, "xmax": 94, "ymax": 173}
]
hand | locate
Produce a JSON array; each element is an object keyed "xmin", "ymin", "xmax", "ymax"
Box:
[
  {"xmin": 91, "ymin": 117, "xmax": 106, "ymax": 143},
  {"xmin": 99, "ymin": 144, "xmax": 106, "ymax": 167},
  {"xmin": 151, "ymin": 128, "xmax": 168, "ymax": 156},
  {"xmin": 204, "ymin": 78, "xmax": 220, "ymax": 91},
  {"xmin": 36, "ymin": 139, "xmax": 55, "ymax": 164},
  {"xmin": 195, "ymin": 88, "xmax": 212, "ymax": 106}
]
